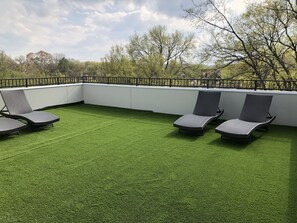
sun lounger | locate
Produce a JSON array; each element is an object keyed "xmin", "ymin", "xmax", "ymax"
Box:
[
  {"xmin": 0, "ymin": 117, "xmax": 26, "ymax": 135},
  {"xmin": 215, "ymin": 94, "xmax": 275, "ymax": 141},
  {"xmin": 0, "ymin": 90, "xmax": 60, "ymax": 127},
  {"xmin": 173, "ymin": 91, "xmax": 223, "ymax": 134}
]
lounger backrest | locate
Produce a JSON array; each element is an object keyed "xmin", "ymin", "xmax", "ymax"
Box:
[
  {"xmin": 239, "ymin": 94, "xmax": 273, "ymax": 122},
  {"xmin": 0, "ymin": 90, "xmax": 33, "ymax": 114},
  {"xmin": 193, "ymin": 91, "xmax": 221, "ymax": 116}
]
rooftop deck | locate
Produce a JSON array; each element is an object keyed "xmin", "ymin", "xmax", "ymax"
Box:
[{"xmin": 0, "ymin": 104, "xmax": 296, "ymax": 222}]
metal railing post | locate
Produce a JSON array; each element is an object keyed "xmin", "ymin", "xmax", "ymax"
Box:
[
  {"xmin": 81, "ymin": 75, "xmax": 86, "ymax": 83},
  {"xmin": 136, "ymin": 78, "xmax": 139, "ymax": 86}
]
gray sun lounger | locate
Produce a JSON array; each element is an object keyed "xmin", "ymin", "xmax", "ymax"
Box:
[
  {"xmin": 173, "ymin": 91, "xmax": 223, "ymax": 134},
  {"xmin": 0, "ymin": 90, "xmax": 60, "ymax": 127},
  {"xmin": 215, "ymin": 94, "xmax": 275, "ymax": 141},
  {"xmin": 0, "ymin": 117, "xmax": 26, "ymax": 135}
]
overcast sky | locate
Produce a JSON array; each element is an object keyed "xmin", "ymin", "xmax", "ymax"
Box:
[{"xmin": 0, "ymin": 0, "xmax": 246, "ymax": 61}]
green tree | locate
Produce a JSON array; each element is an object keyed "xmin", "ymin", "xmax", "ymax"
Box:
[
  {"xmin": 101, "ymin": 45, "xmax": 135, "ymax": 77},
  {"xmin": 0, "ymin": 50, "xmax": 19, "ymax": 78},
  {"xmin": 65, "ymin": 59, "xmax": 85, "ymax": 76},
  {"xmin": 127, "ymin": 25, "xmax": 196, "ymax": 77},
  {"xmin": 58, "ymin": 57, "xmax": 69, "ymax": 75},
  {"xmin": 84, "ymin": 61, "xmax": 102, "ymax": 76},
  {"xmin": 102, "ymin": 25, "xmax": 196, "ymax": 78},
  {"xmin": 25, "ymin": 51, "xmax": 58, "ymax": 76}
]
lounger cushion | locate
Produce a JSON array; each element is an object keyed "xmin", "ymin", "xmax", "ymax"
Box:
[
  {"xmin": 1, "ymin": 90, "xmax": 33, "ymax": 114},
  {"xmin": 174, "ymin": 91, "xmax": 223, "ymax": 133},
  {"xmin": 1, "ymin": 90, "xmax": 60, "ymax": 127},
  {"xmin": 215, "ymin": 119, "xmax": 262, "ymax": 138},
  {"xmin": 0, "ymin": 118, "xmax": 26, "ymax": 135},
  {"xmin": 193, "ymin": 91, "xmax": 221, "ymax": 116},
  {"xmin": 18, "ymin": 111, "xmax": 60, "ymax": 126},
  {"xmin": 239, "ymin": 94, "xmax": 273, "ymax": 122},
  {"xmin": 174, "ymin": 114, "xmax": 214, "ymax": 131}
]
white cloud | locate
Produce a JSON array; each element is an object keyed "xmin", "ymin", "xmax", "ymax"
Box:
[
  {"xmin": 0, "ymin": 0, "xmax": 246, "ymax": 61},
  {"xmin": 72, "ymin": 0, "xmax": 114, "ymax": 13},
  {"xmin": 227, "ymin": 0, "xmax": 247, "ymax": 14},
  {"xmin": 90, "ymin": 10, "xmax": 137, "ymax": 23}
]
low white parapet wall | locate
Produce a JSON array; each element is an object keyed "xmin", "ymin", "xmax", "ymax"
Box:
[
  {"xmin": 1, "ymin": 83, "xmax": 296, "ymax": 127},
  {"xmin": 0, "ymin": 84, "xmax": 83, "ymax": 110},
  {"xmin": 83, "ymin": 83, "xmax": 297, "ymax": 127}
]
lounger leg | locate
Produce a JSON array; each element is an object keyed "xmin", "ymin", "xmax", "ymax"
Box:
[
  {"xmin": 246, "ymin": 136, "xmax": 252, "ymax": 143},
  {"xmin": 200, "ymin": 129, "xmax": 205, "ymax": 136},
  {"xmin": 262, "ymin": 126, "xmax": 268, "ymax": 131}
]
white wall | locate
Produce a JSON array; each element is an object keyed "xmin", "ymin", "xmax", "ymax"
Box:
[
  {"xmin": 83, "ymin": 84, "xmax": 131, "ymax": 109},
  {"xmin": 0, "ymin": 84, "xmax": 83, "ymax": 110},
  {"xmin": 131, "ymin": 87, "xmax": 197, "ymax": 114},
  {"xmin": 83, "ymin": 84, "xmax": 297, "ymax": 127},
  {"xmin": 1, "ymin": 83, "xmax": 296, "ymax": 127}
]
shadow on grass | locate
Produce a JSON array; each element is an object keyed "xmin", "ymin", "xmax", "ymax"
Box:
[
  {"xmin": 0, "ymin": 134, "xmax": 18, "ymax": 141},
  {"xmin": 0, "ymin": 124, "xmax": 54, "ymax": 141},
  {"xmin": 28, "ymin": 124, "xmax": 54, "ymax": 132},
  {"xmin": 207, "ymin": 137, "xmax": 257, "ymax": 151},
  {"xmin": 288, "ymin": 138, "xmax": 297, "ymax": 223},
  {"xmin": 165, "ymin": 130, "xmax": 200, "ymax": 142}
]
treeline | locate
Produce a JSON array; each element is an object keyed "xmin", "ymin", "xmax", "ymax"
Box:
[
  {"xmin": 100, "ymin": 25, "xmax": 205, "ymax": 78},
  {"xmin": 0, "ymin": 25, "xmax": 211, "ymax": 79},
  {"xmin": 1, "ymin": 0, "xmax": 296, "ymax": 84},
  {"xmin": 0, "ymin": 46, "xmax": 210, "ymax": 79},
  {"xmin": 0, "ymin": 50, "xmax": 102, "ymax": 78}
]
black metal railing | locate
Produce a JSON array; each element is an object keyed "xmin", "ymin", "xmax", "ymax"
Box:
[
  {"xmin": 79, "ymin": 76, "xmax": 297, "ymax": 91},
  {"xmin": 0, "ymin": 76, "xmax": 297, "ymax": 91},
  {"xmin": 0, "ymin": 76, "xmax": 81, "ymax": 88}
]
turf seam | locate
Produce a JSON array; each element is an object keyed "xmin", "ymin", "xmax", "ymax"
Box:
[{"xmin": 0, "ymin": 119, "xmax": 123, "ymax": 162}]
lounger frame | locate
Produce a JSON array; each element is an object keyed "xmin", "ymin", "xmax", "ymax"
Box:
[
  {"xmin": 215, "ymin": 94, "xmax": 275, "ymax": 142},
  {"xmin": 0, "ymin": 117, "xmax": 26, "ymax": 135},
  {"xmin": 173, "ymin": 91, "xmax": 224, "ymax": 135},
  {"xmin": 0, "ymin": 90, "xmax": 60, "ymax": 127}
]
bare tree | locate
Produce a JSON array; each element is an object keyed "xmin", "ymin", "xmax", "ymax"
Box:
[
  {"xmin": 185, "ymin": 0, "xmax": 297, "ymax": 89},
  {"xmin": 127, "ymin": 25, "xmax": 196, "ymax": 77}
]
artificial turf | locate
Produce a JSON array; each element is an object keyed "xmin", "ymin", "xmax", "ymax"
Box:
[{"xmin": 0, "ymin": 104, "xmax": 296, "ymax": 223}]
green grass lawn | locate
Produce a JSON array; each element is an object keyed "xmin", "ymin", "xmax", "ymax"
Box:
[{"xmin": 0, "ymin": 104, "xmax": 296, "ymax": 223}]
